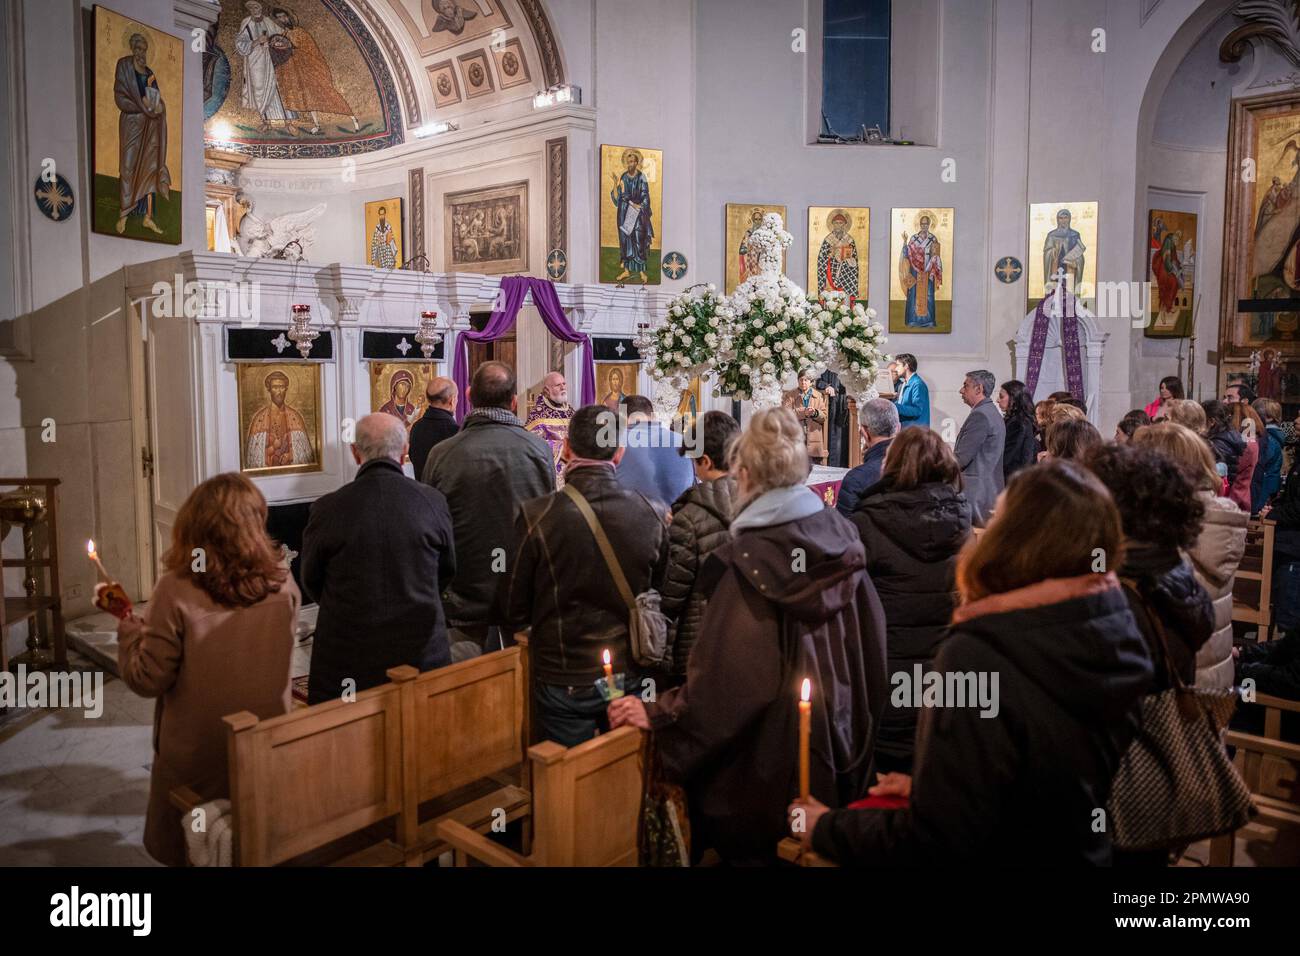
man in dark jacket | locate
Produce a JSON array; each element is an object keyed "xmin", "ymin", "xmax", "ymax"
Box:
[
  {"xmin": 302, "ymin": 413, "xmax": 456, "ymax": 704},
  {"xmin": 506, "ymin": 404, "xmax": 669, "ymax": 746},
  {"xmin": 423, "ymin": 361, "xmax": 555, "ymax": 650},
  {"xmin": 408, "ymin": 376, "xmax": 459, "ymax": 479},
  {"xmin": 661, "ymin": 411, "xmax": 740, "ymax": 683},
  {"xmin": 836, "ymin": 398, "xmax": 898, "ymax": 517}
]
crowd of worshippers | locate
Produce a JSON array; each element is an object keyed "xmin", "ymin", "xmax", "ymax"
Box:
[{"xmin": 102, "ymin": 357, "xmax": 1300, "ymax": 867}]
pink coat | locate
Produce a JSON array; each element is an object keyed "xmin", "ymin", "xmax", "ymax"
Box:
[{"xmin": 1228, "ymin": 439, "xmax": 1259, "ymax": 513}]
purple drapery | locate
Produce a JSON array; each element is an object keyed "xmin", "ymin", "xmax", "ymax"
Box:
[
  {"xmin": 452, "ymin": 276, "xmax": 597, "ymax": 422},
  {"xmin": 1024, "ymin": 285, "xmax": 1085, "ymax": 401}
]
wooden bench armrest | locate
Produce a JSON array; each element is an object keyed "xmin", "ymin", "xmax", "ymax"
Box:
[
  {"xmin": 1256, "ymin": 693, "xmax": 1300, "ymax": 715},
  {"xmin": 776, "ymin": 836, "xmax": 837, "ymax": 867},
  {"xmin": 434, "ymin": 820, "xmax": 532, "ymax": 867},
  {"xmin": 169, "ymin": 785, "xmax": 204, "ymax": 814},
  {"xmin": 1225, "ymin": 730, "xmax": 1300, "ymax": 763}
]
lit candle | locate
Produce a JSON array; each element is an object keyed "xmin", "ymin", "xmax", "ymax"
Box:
[
  {"xmin": 602, "ymin": 648, "xmax": 614, "ymax": 683},
  {"xmin": 86, "ymin": 539, "xmax": 110, "ymax": 582},
  {"xmin": 799, "ymin": 678, "xmax": 812, "ymax": 801}
]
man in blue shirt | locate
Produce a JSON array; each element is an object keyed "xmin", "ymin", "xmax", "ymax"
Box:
[
  {"xmin": 889, "ymin": 353, "xmax": 930, "ymax": 429},
  {"xmin": 615, "ymin": 395, "xmax": 696, "ymax": 513},
  {"xmin": 836, "ymin": 399, "xmax": 898, "ymax": 517},
  {"xmin": 892, "ymin": 352, "xmax": 930, "ymax": 429}
]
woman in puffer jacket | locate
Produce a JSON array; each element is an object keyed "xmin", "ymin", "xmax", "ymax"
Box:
[
  {"xmin": 849, "ymin": 426, "xmax": 972, "ymax": 774},
  {"xmin": 1133, "ymin": 423, "xmax": 1246, "ymax": 689},
  {"xmin": 660, "ymin": 411, "xmax": 740, "ymax": 684}
]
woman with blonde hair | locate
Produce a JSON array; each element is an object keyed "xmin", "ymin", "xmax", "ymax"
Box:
[
  {"xmin": 790, "ymin": 462, "xmax": 1153, "ymax": 864},
  {"xmin": 97, "ymin": 473, "xmax": 300, "ymax": 866},
  {"xmin": 1132, "ymin": 422, "xmax": 1246, "ymax": 689},
  {"xmin": 1163, "ymin": 398, "xmax": 1207, "ymax": 434},
  {"xmin": 610, "ymin": 407, "xmax": 888, "ymax": 864}
]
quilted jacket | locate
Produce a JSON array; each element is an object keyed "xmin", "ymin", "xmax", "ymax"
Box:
[{"xmin": 661, "ymin": 475, "xmax": 737, "ymax": 677}]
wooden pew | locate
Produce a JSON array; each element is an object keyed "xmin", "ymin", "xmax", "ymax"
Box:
[
  {"xmin": 1232, "ymin": 518, "xmax": 1276, "ymax": 641},
  {"xmin": 1208, "ymin": 692, "xmax": 1300, "ymax": 865},
  {"xmin": 434, "ymin": 725, "xmax": 644, "ymax": 866},
  {"xmin": 777, "ymin": 836, "xmax": 836, "ymax": 866},
  {"xmin": 170, "ymin": 680, "xmax": 407, "ymax": 866},
  {"xmin": 170, "ymin": 639, "xmax": 532, "ymax": 867},
  {"xmin": 389, "ymin": 640, "xmax": 533, "ymax": 866}
]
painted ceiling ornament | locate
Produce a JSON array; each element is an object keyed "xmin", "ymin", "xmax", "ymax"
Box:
[
  {"xmin": 1220, "ymin": 0, "xmax": 1300, "ymax": 67},
  {"xmin": 33, "ymin": 173, "xmax": 74, "ymax": 222}
]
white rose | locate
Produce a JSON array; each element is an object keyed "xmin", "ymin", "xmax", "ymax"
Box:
[
  {"xmin": 753, "ymin": 335, "xmax": 765, "ymax": 346},
  {"xmin": 684, "ymin": 316, "xmax": 696, "ymax": 328},
  {"xmin": 709, "ymin": 316, "xmax": 719, "ymax": 328},
  {"xmin": 740, "ymin": 363, "xmax": 752, "ymax": 374}
]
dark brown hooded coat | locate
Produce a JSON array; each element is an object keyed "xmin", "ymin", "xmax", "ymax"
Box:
[{"xmin": 647, "ymin": 501, "xmax": 888, "ymax": 863}]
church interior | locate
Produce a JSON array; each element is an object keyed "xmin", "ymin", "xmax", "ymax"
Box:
[{"xmin": 2, "ymin": 0, "xmax": 1300, "ymax": 900}]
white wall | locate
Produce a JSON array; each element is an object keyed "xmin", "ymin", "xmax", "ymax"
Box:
[{"xmin": 1, "ymin": 0, "xmax": 215, "ymax": 657}]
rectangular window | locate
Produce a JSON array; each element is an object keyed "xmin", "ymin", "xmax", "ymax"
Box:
[{"xmin": 821, "ymin": 0, "xmax": 890, "ymax": 140}]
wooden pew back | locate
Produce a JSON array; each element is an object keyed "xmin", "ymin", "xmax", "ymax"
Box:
[
  {"xmin": 530, "ymin": 726, "xmax": 643, "ymax": 866},
  {"xmin": 389, "ymin": 644, "xmax": 531, "ymax": 862},
  {"xmin": 223, "ymin": 682, "xmax": 404, "ymax": 866}
]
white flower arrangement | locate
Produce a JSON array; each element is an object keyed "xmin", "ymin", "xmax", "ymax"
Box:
[
  {"xmin": 721, "ymin": 274, "xmax": 825, "ymax": 407},
  {"xmin": 814, "ymin": 290, "xmax": 890, "ymax": 405},
  {"xmin": 635, "ymin": 283, "xmax": 734, "ymax": 392}
]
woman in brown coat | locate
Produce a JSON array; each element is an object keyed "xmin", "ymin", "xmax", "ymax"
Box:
[
  {"xmin": 100, "ymin": 473, "xmax": 300, "ymax": 866},
  {"xmin": 783, "ymin": 370, "xmax": 829, "ymax": 465},
  {"xmin": 610, "ymin": 407, "xmax": 888, "ymax": 864}
]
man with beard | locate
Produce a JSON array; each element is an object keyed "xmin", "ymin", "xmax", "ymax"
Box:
[{"xmin": 525, "ymin": 371, "xmax": 576, "ymax": 482}]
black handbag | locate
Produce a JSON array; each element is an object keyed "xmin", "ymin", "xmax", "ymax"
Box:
[{"xmin": 1107, "ymin": 585, "xmax": 1255, "ymax": 851}]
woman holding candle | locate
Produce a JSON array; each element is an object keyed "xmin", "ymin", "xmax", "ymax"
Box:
[
  {"xmin": 609, "ymin": 407, "xmax": 888, "ymax": 865},
  {"xmin": 96, "ymin": 473, "xmax": 300, "ymax": 866},
  {"xmin": 789, "ymin": 461, "xmax": 1154, "ymax": 865}
]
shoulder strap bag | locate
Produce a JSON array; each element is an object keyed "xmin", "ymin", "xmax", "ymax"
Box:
[
  {"xmin": 562, "ymin": 483, "xmax": 670, "ymax": 668},
  {"xmin": 1107, "ymin": 579, "xmax": 1254, "ymax": 852}
]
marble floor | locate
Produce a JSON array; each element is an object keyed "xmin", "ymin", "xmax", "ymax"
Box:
[{"xmin": 0, "ymin": 608, "xmax": 315, "ymax": 867}]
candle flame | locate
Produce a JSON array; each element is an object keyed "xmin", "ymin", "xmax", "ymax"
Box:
[
  {"xmin": 603, "ymin": 649, "xmax": 611, "ymax": 666},
  {"xmin": 800, "ymin": 678, "xmax": 811, "ymax": 702},
  {"xmin": 86, "ymin": 539, "xmax": 97, "ymax": 557}
]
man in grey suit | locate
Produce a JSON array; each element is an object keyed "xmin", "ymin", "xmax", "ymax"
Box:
[{"xmin": 954, "ymin": 369, "xmax": 1006, "ymax": 527}]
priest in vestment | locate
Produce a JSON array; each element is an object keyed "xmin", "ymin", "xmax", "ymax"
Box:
[{"xmin": 525, "ymin": 372, "xmax": 575, "ymax": 482}]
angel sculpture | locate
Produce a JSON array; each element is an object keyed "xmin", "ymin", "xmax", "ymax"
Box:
[{"xmin": 237, "ymin": 199, "xmax": 328, "ymax": 261}]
